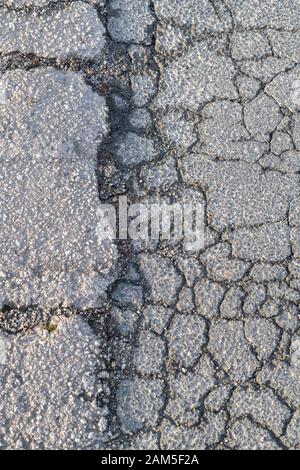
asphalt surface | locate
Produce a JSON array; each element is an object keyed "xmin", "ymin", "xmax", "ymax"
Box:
[{"xmin": 0, "ymin": 0, "xmax": 300, "ymax": 450}]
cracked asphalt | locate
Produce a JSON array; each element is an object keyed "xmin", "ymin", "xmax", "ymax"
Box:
[{"xmin": 0, "ymin": 0, "xmax": 300, "ymax": 451}]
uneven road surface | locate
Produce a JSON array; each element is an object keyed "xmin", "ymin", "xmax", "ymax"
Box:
[{"xmin": 1, "ymin": 0, "xmax": 300, "ymax": 450}]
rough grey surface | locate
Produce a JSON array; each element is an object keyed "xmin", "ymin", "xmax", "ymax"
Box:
[
  {"xmin": 0, "ymin": 2, "xmax": 105, "ymax": 59},
  {"xmin": 0, "ymin": 316, "xmax": 110, "ymax": 449},
  {"xmin": 0, "ymin": 68, "xmax": 116, "ymax": 310},
  {"xmin": 154, "ymin": 42, "xmax": 238, "ymax": 112},
  {"xmin": 226, "ymin": 418, "xmax": 281, "ymax": 450},
  {"xmin": 116, "ymin": 378, "xmax": 164, "ymax": 434},
  {"xmin": 0, "ymin": 0, "xmax": 59, "ymax": 5},
  {"xmin": 108, "ymin": 0, "xmax": 155, "ymax": 44},
  {"xmin": 2, "ymin": 0, "xmax": 300, "ymax": 452}
]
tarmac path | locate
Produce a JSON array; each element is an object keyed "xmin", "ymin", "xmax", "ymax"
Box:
[{"xmin": 0, "ymin": 0, "xmax": 300, "ymax": 450}]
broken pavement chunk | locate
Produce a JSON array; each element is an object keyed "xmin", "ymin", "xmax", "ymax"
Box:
[
  {"xmin": 154, "ymin": 42, "xmax": 237, "ymax": 112},
  {"xmin": 228, "ymin": 222, "xmax": 291, "ymax": 262},
  {"xmin": 0, "ymin": 68, "xmax": 116, "ymax": 309},
  {"xmin": 0, "ymin": 2, "xmax": 105, "ymax": 59}
]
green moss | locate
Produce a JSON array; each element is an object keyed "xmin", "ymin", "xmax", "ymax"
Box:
[{"xmin": 45, "ymin": 323, "xmax": 58, "ymax": 333}]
